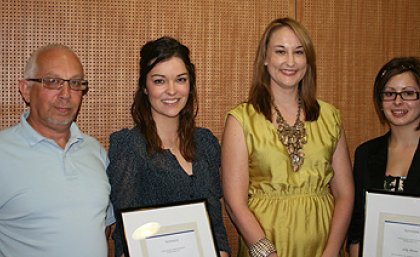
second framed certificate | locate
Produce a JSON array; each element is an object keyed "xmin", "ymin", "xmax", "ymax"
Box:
[
  {"xmin": 119, "ymin": 201, "xmax": 219, "ymax": 257},
  {"xmin": 363, "ymin": 191, "xmax": 420, "ymax": 257}
]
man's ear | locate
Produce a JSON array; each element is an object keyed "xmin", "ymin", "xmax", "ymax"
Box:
[{"xmin": 19, "ymin": 80, "xmax": 31, "ymax": 105}]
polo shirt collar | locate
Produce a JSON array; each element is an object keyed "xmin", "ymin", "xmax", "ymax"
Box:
[{"xmin": 16, "ymin": 111, "xmax": 84, "ymax": 147}]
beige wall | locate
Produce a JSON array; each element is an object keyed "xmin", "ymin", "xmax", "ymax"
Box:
[
  {"xmin": 298, "ymin": 0, "xmax": 420, "ymax": 157},
  {"xmin": 1, "ymin": 0, "xmax": 291, "ymax": 146},
  {"xmin": 1, "ymin": 0, "xmax": 419, "ymax": 255}
]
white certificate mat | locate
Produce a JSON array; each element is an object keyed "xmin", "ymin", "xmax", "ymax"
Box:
[
  {"xmin": 144, "ymin": 224, "xmax": 201, "ymax": 256},
  {"xmin": 363, "ymin": 191, "xmax": 420, "ymax": 257},
  {"xmin": 120, "ymin": 201, "xmax": 218, "ymax": 257}
]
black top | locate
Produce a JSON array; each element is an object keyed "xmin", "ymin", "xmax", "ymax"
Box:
[
  {"xmin": 107, "ymin": 127, "xmax": 230, "ymax": 256},
  {"xmin": 347, "ymin": 131, "xmax": 420, "ymax": 255}
]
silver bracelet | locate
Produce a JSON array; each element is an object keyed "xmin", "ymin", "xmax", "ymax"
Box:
[{"xmin": 248, "ymin": 238, "xmax": 277, "ymax": 257}]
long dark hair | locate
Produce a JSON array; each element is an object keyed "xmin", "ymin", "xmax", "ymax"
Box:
[
  {"xmin": 249, "ymin": 17, "xmax": 319, "ymax": 121},
  {"xmin": 131, "ymin": 36, "xmax": 198, "ymax": 160}
]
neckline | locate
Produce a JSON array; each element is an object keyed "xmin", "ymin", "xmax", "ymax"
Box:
[{"xmin": 166, "ymin": 149, "xmax": 194, "ymax": 177}]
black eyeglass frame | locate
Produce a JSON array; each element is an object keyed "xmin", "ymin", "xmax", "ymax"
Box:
[
  {"xmin": 380, "ymin": 91, "xmax": 420, "ymax": 101},
  {"xmin": 26, "ymin": 78, "xmax": 89, "ymax": 92}
]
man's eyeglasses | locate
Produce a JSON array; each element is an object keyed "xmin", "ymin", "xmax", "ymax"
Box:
[
  {"xmin": 26, "ymin": 78, "xmax": 89, "ymax": 91},
  {"xmin": 381, "ymin": 91, "xmax": 420, "ymax": 101}
]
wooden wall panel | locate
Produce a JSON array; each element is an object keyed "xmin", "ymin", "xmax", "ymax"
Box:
[
  {"xmin": 2, "ymin": 0, "xmax": 419, "ymax": 256},
  {"xmin": 1, "ymin": 0, "xmax": 291, "ymax": 145},
  {"xmin": 0, "ymin": 1, "xmax": 292, "ymax": 256},
  {"xmin": 297, "ymin": 0, "xmax": 420, "ymax": 159}
]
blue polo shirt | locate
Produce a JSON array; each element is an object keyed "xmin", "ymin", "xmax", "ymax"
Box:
[{"xmin": 0, "ymin": 112, "xmax": 115, "ymax": 257}]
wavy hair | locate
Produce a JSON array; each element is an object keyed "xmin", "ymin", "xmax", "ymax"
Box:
[{"xmin": 131, "ymin": 37, "xmax": 198, "ymax": 160}]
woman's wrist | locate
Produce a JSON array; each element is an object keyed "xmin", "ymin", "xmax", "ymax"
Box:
[{"xmin": 248, "ymin": 238, "xmax": 277, "ymax": 257}]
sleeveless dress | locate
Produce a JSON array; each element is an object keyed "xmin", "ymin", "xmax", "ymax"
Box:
[{"xmin": 228, "ymin": 100, "xmax": 342, "ymax": 257}]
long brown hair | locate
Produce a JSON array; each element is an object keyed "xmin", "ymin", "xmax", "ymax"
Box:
[
  {"xmin": 249, "ymin": 17, "xmax": 319, "ymax": 121},
  {"xmin": 131, "ymin": 37, "xmax": 198, "ymax": 160}
]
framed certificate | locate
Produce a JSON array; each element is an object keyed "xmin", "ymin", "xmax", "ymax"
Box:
[
  {"xmin": 363, "ymin": 191, "xmax": 420, "ymax": 257},
  {"xmin": 119, "ymin": 200, "xmax": 219, "ymax": 257}
]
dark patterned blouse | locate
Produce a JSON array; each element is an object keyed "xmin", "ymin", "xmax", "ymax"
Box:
[{"xmin": 107, "ymin": 127, "xmax": 230, "ymax": 257}]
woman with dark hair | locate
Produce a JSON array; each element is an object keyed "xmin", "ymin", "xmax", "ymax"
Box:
[
  {"xmin": 107, "ymin": 36, "xmax": 230, "ymax": 257},
  {"xmin": 347, "ymin": 57, "xmax": 420, "ymax": 257},
  {"xmin": 221, "ymin": 17, "xmax": 354, "ymax": 257}
]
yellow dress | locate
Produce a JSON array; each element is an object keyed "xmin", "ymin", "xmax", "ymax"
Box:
[{"xmin": 228, "ymin": 100, "xmax": 342, "ymax": 257}]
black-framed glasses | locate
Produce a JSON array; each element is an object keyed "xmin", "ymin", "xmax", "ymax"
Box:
[
  {"xmin": 381, "ymin": 91, "xmax": 420, "ymax": 101},
  {"xmin": 26, "ymin": 78, "xmax": 88, "ymax": 91}
]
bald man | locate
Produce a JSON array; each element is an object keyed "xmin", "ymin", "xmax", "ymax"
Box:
[{"xmin": 0, "ymin": 44, "xmax": 114, "ymax": 257}]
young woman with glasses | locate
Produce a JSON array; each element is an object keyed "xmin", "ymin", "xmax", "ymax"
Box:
[{"xmin": 347, "ymin": 57, "xmax": 420, "ymax": 257}]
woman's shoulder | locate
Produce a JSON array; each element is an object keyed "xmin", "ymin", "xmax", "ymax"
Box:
[
  {"xmin": 316, "ymin": 99, "xmax": 342, "ymax": 124},
  {"xmin": 317, "ymin": 99, "xmax": 339, "ymax": 114},
  {"xmin": 194, "ymin": 127, "xmax": 219, "ymax": 145},
  {"xmin": 228, "ymin": 101, "xmax": 265, "ymax": 125},
  {"xmin": 194, "ymin": 128, "xmax": 221, "ymax": 159},
  {"xmin": 356, "ymin": 132, "xmax": 389, "ymax": 154},
  {"xmin": 109, "ymin": 127, "xmax": 146, "ymax": 148},
  {"xmin": 228, "ymin": 101, "xmax": 254, "ymax": 115}
]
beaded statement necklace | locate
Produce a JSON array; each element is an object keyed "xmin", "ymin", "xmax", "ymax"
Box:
[{"xmin": 273, "ymin": 98, "xmax": 307, "ymax": 171}]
